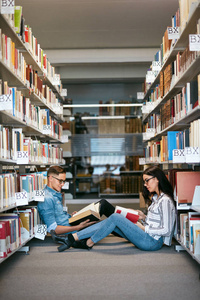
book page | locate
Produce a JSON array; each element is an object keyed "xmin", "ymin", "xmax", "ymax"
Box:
[{"xmin": 73, "ymin": 202, "xmax": 100, "ymax": 217}]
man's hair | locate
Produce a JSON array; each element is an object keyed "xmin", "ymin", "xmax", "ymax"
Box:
[{"xmin": 47, "ymin": 165, "xmax": 66, "ymax": 177}]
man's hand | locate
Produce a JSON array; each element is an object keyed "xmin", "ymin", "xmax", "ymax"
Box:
[
  {"xmin": 77, "ymin": 219, "xmax": 96, "ymax": 230},
  {"xmin": 71, "ymin": 211, "xmax": 77, "ymax": 217}
]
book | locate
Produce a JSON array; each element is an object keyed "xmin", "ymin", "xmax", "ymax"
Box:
[
  {"xmin": 114, "ymin": 206, "xmax": 139, "ymax": 224},
  {"xmin": 175, "ymin": 171, "xmax": 200, "ymax": 205},
  {"xmin": 68, "ymin": 202, "xmax": 101, "ymax": 226}
]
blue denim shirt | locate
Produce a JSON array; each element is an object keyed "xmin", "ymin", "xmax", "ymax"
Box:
[{"xmin": 37, "ymin": 185, "xmax": 71, "ymax": 232}]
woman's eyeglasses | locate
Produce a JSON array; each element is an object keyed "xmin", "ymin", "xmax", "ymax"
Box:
[
  {"xmin": 143, "ymin": 176, "xmax": 155, "ymax": 185},
  {"xmin": 51, "ymin": 175, "xmax": 67, "ymax": 184}
]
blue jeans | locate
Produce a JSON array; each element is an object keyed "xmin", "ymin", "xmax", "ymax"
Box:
[{"xmin": 77, "ymin": 213, "xmax": 163, "ymax": 251}]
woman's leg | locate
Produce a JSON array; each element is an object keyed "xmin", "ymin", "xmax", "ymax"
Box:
[{"xmin": 84, "ymin": 214, "xmax": 163, "ymax": 251}]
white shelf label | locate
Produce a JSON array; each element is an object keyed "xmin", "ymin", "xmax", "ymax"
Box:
[
  {"xmin": 139, "ymin": 157, "xmax": 146, "ymax": 165},
  {"xmin": 61, "ymin": 89, "xmax": 67, "ymax": 97},
  {"xmin": 16, "ymin": 151, "xmax": 29, "ymax": 164},
  {"xmin": 43, "ymin": 125, "xmax": 51, "ymax": 135},
  {"xmin": 15, "ymin": 191, "xmax": 28, "ymax": 206},
  {"xmin": 137, "ymin": 92, "xmax": 144, "ymax": 100},
  {"xmin": 0, "ymin": 0, "xmax": 14, "ymax": 14},
  {"xmin": 35, "ymin": 224, "xmax": 47, "ymax": 240},
  {"xmin": 52, "ymin": 74, "xmax": 61, "ymax": 86},
  {"xmin": 61, "ymin": 135, "xmax": 69, "ymax": 143},
  {"xmin": 152, "ymin": 61, "xmax": 161, "ymax": 71},
  {"xmin": 189, "ymin": 34, "xmax": 200, "ymax": 51},
  {"xmin": 62, "ymin": 182, "xmax": 69, "ymax": 190},
  {"xmin": 167, "ymin": 27, "xmax": 180, "ymax": 40},
  {"xmin": 173, "ymin": 149, "xmax": 185, "ymax": 163},
  {"xmin": 0, "ymin": 94, "xmax": 12, "ymax": 110},
  {"xmin": 185, "ymin": 147, "xmax": 200, "ymax": 163},
  {"xmin": 32, "ymin": 190, "xmax": 45, "ymax": 202}
]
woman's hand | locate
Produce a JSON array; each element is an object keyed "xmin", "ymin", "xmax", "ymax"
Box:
[
  {"xmin": 136, "ymin": 221, "xmax": 145, "ymax": 231},
  {"xmin": 136, "ymin": 210, "xmax": 146, "ymax": 221}
]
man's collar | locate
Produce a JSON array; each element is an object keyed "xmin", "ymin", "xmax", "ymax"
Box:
[{"xmin": 45, "ymin": 185, "xmax": 62, "ymax": 197}]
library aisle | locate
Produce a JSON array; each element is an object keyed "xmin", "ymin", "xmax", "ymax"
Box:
[{"xmin": 0, "ymin": 235, "xmax": 200, "ymax": 300}]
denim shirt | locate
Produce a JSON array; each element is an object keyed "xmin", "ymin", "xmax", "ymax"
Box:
[{"xmin": 37, "ymin": 185, "xmax": 71, "ymax": 232}]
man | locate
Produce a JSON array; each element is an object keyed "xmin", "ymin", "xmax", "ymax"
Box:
[{"xmin": 37, "ymin": 165, "xmax": 115, "ymax": 238}]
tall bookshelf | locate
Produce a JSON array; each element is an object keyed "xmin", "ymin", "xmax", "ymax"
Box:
[
  {"xmin": 142, "ymin": 1, "xmax": 200, "ymax": 264},
  {"xmin": 0, "ymin": 6, "xmax": 64, "ymax": 263}
]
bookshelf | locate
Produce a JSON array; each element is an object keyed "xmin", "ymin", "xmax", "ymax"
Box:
[
  {"xmin": 0, "ymin": 7, "xmax": 64, "ymax": 263},
  {"xmin": 142, "ymin": 1, "xmax": 200, "ymax": 264}
]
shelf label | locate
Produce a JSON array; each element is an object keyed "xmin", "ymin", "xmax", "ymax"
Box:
[
  {"xmin": 152, "ymin": 61, "xmax": 161, "ymax": 71},
  {"xmin": 61, "ymin": 89, "xmax": 67, "ymax": 97},
  {"xmin": 146, "ymin": 71, "xmax": 156, "ymax": 83},
  {"xmin": 137, "ymin": 92, "xmax": 144, "ymax": 100},
  {"xmin": 173, "ymin": 149, "xmax": 185, "ymax": 163},
  {"xmin": 139, "ymin": 157, "xmax": 146, "ymax": 165},
  {"xmin": 35, "ymin": 224, "xmax": 47, "ymax": 240},
  {"xmin": 0, "ymin": 94, "xmax": 12, "ymax": 110},
  {"xmin": 143, "ymin": 128, "xmax": 155, "ymax": 140},
  {"xmin": 15, "ymin": 191, "xmax": 28, "ymax": 206},
  {"xmin": 185, "ymin": 147, "xmax": 200, "ymax": 163},
  {"xmin": 43, "ymin": 125, "xmax": 51, "ymax": 135},
  {"xmin": 32, "ymin": 190, "xmax": 45, "ymax": 202},
  {"xmin": 16, "ymin": 151, "xmax": 29, "ymax": 164},
  {"xmin": 167, "ymin": 27, "xmax": 180, "ymax": 40},
  {"xmin": 52, "ymin": 74, "xmax": 61, "ymax": 86},
  {"xmin": 0, "ymin": 0, "xmax": 14, "ymax": 14},
  {"xmin": 189, "ymin": 34, "xmax": 200, "ymax": 51},
  {"xmin": 61, "ymin": 135, "xmax": 69, "ymax": 143},
  {"xmin": 62, "ymin": 182, "xmax": 69, "ymax": 190}
]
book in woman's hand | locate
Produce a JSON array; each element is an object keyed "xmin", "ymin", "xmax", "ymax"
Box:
[{"xmin": 114, "ymin": 206, "xmax": 139, "ymax": 223}]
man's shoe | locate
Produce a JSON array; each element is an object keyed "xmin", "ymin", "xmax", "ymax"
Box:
[{"xmin": 50, "ymin": 230, "xmax": 73, "ymax": 251}]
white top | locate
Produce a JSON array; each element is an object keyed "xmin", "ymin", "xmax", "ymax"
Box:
[{"xmin": 144, "ymin": 193, "xmax": 176, "ymax": 246}]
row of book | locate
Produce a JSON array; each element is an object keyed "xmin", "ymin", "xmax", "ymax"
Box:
[
  {"xmin": 144, "ymin": 125, "xmax": 200, "ymax": 163},
  {"xmin": 0, "ymin": 125, "xmax": 63, "ymax": 163},
  {"xmin": 99, "ymin": 175, "xmax": 142, "ymax": 195},
  {"xmin": 144, "ymin": 1, "xmax": 200, "ymax": 94},
  {"xmin": 0, "ymin": 172, "xmax": 47, "ymax": 210},
  {"xmin": 125, "ymin": 118, "xmax": 142, "ymax": 134},
  {"xmin": 125, "ymin": 156, "xmax": 143, "ymax": 171},
  {"xmin": 0, "ymin": 206, "xmax": 39, "ymax": 258},
  {"xmin": 3, "ymin": 7, "xmax": 62, "ymax": 91},
  {"xmin": 99, "ymin": 100, "xmax": 134, "ymax": 116},
  {"xmin": 143, "ymin": 74, "xmax": 200, "ymax": 135},
  {"xmin": 0, "ymin": 81, "xmax": 63, "ymax": 139},
  {"xmin": 179, "ymin": 211, "xmax": 200, "ymax": 255}
]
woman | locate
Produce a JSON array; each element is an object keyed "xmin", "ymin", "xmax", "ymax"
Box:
[{"xmin": 52, "ymin": 166, "xmax": 176, "ymax": 251}]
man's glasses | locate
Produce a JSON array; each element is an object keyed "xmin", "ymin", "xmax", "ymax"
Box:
[
  {"xmin": 51, "ymin": 175, "xmax": 67, "ymax": 184},
  {"xmin": 143, "ymin": 176, "xmax": 155, "ymax": 185}
]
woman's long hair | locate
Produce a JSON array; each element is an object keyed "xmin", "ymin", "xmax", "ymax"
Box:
[{"xmin": 142, "ymin": 166, "xmax": 174, "ymax": 204}]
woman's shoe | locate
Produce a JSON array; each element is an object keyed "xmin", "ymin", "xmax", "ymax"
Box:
[{"xmin": 72, "ymin": 239, "xmax": 93, "ymax": 250}]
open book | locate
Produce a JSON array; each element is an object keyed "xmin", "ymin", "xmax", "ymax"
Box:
[
  {"xmin": 68, "ymin": 202, "xmax": 101, "ymax": 226},
  {"xmin": 114, "ymin": 206, "xmax": 139, "ymax": 223}
]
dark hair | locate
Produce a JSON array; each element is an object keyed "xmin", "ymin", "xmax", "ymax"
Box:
[
  {"xmin": 142, "ymin": 166, "xmax": 174, "ymax": 203},
  {"xmin": 47, "ymin": 165, "xmax": 66, "ymax": 177}
]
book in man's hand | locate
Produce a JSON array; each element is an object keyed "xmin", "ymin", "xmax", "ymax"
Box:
[
  {"xmin": 114, "ymin": 206, "xmax": 139, "ymax": 223},
  {"xmin": 68, "ymin": 202, "xmax": 101, "ymax": 226}
]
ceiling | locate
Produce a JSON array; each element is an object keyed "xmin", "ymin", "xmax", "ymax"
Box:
[{"xmin": 15, "ymin": 0, "xmax": 179, "ymax": 84}]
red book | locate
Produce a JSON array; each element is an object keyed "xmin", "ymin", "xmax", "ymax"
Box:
[
  {"xmin": 0, "ymin": 221, "xmax": 8, "ymax": 258},
  {"xmin": 115, "ymin": 206, "xmax": 139, "ymax": 223}
]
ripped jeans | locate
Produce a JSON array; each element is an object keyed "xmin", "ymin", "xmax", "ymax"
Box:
[{"xmin": 77, "ymin": 213, "xmax": 163, "ymax": 251}]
